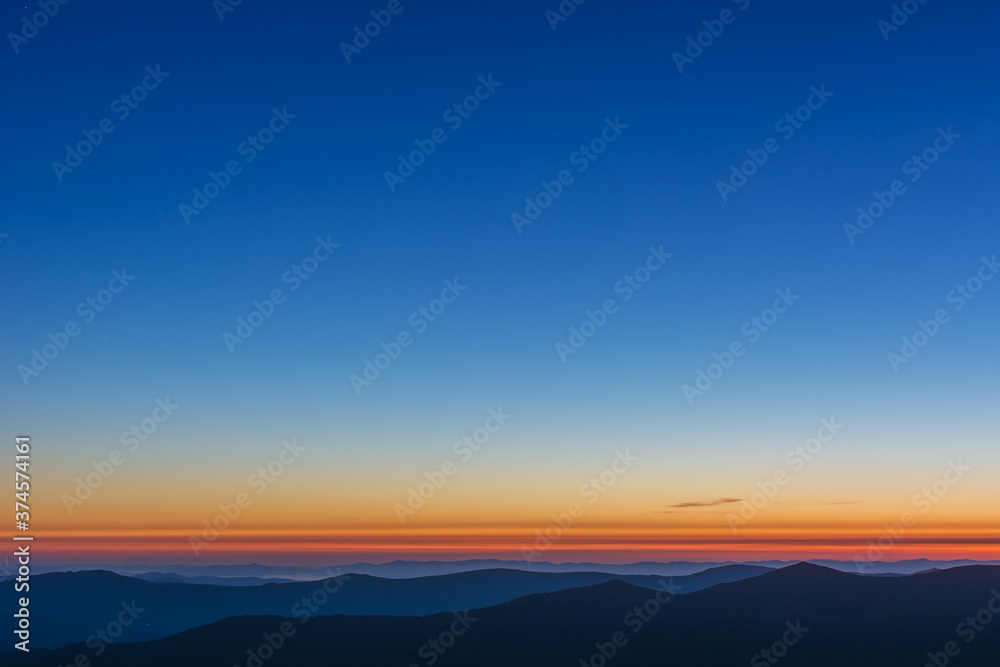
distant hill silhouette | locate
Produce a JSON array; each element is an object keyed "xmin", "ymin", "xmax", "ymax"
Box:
[
  {"xmin": 6, "ymin": 563, "xmax": 1000, "ymax": 666},
  {"xmin": 29, "ymin": 557, "xmax": 998, "ymax": 578},
  {"xmin": 132, "ymin": 572, "xmax": 298, "ymax": 586},
  {"xmin": 1, "ymin": 564, "xmax": 770, "ymax": 649}
]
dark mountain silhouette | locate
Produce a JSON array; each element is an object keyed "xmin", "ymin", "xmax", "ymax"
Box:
[
  {"xmin": 2, "ymin": 564, "xmax": 770, "ymax": 649},
  {"xmin": 7, "ymin": 563, "xmax": 1000, "ymax": 666}
]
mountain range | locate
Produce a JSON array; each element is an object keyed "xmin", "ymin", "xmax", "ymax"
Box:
[
  {"xmin": 4, "ymin": 564, "xmax": 771, "ymax": 649},
  {"xmin": 7, "ymin": 563, "xmax": 1000, "ymax": 666}
]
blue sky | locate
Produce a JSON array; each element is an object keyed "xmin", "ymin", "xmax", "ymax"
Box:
[{"xmin": 1, "ymin": 0, "xmax": 998, "ymax": 559}]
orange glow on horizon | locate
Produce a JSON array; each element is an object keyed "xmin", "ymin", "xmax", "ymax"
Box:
[{"xmin": 31, "ymin": 525, "xmax": 1000, "ymax": 565}]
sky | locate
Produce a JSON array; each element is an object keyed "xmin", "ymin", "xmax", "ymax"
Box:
[{"xmin": 1, "ymin": 0, "xmax": 998, "ymax": 566}]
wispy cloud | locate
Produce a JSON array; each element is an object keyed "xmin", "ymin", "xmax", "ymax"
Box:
[
  {"xmin": 665, "ymin": 498, "xmax": 744, "ymax": 509},
  {"xmin": 653, "ymin": 499, "xmax": 867, "ymax": 514}
]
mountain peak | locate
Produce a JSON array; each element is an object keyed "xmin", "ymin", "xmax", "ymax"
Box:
[{"xmin": 768, "ymin": 561, "xmax": 852, "ymax": 581}]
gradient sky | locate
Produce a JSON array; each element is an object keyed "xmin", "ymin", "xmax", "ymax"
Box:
[{"xmin": 2, "ymin": 0, "xmax": 998, "ymax": 565}]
